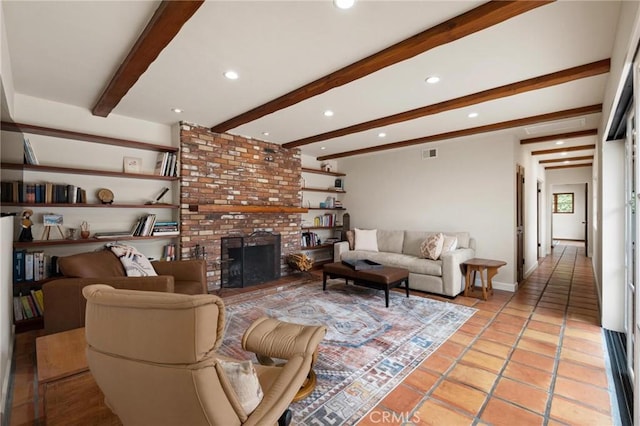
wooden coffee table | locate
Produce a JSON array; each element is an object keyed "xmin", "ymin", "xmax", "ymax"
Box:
[
  {"xmin": 462, "ymin": 258, "xmax": 507, "ymax": 300},
  {"xmin": 36, "ymin": 327, "xmax": 121, "ymax": 425},
  {"xmin": 323, "ymin": 262, "xmax": 409, "ymax": 307}
]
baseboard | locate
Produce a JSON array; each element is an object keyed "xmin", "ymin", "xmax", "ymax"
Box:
[
  {"xmin": 493, "ymin": 281, "xmax": 517, "ymax": 292},
  {"xmin": 470, "ymin": 280, "xmax": 517, "ymax": 292}
]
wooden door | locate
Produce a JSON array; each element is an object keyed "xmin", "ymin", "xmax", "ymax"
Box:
[{"xmin": 516, "ymin": 165, "xmax": 525, "ymax": 283}]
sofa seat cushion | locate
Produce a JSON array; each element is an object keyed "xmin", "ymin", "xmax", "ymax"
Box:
[{"xmin": 341, "ymin": 250, "xmax": 442, "ymax": 276}]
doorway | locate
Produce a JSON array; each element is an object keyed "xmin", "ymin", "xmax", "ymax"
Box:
[{"xmin": 516, "ymin": 164, "xmax": 525, "ymax": 283}]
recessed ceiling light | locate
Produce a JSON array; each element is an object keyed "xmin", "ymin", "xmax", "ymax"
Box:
[
  {"xmin": 334, "ymin": 0, "xmax": 355, "ymax": 9},
  {"xmin": 468, "ymin": 112, "xmax": 479, "ymax": 118},
  {"xmin": 560, "ymin": 152, "xmax": 568, "ymax": 156},
  {"xmin": 324, "ymin": 110, "xmax": 334, "ymax": 117},
  {"xmin": 320, "ymin": 147, "xmax": 327, "ymax": 150},
  {"xmin": 262, "ymin": 131, "xmax": 270, "ymax": 136},
  {"xmin": 171, "ymin": 108, "xmax": 183, "ymax": 113},
  {"xmin": 378, "ymin": 132, "xmax": 386, "ymax": 138},
  {"xmin": 564, "ymin": 160, "xmax": 571, "ymax": 164},
  {"xmin": 555, "ymin": 140, "xmax": 565, "ymax": 145},
  {"xmin": 425, "ymin": 76, "xmax": 440, "ymax": 84},
  {"xmin": 224, "ymin": 70, "xmax": 239, "ymax": 80}
]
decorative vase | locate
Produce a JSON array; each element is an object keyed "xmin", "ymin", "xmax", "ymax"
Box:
[{"xmin": 80, "ymin": 230, "xmax": 90, "ymax": 239}]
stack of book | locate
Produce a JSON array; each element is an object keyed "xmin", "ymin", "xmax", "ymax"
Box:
[
  {"xmin": 154, "ymin": 152, "xmax": 178, "ymax": 177},
  {"xmin": 13, "ymin": 289, "xmax": 44, "ymax": 321},
  {"xmin": 131, "ymin": 214, "xmax": 157, "ymax": 237},
  {"xmin": 162, "ymin": 243, "xmax": 177, "ymax": 261},
  {"xmin": 152, "ymin": 221, "xmax": 179, "ymax": 236},
  {"xmin": 301, "ymin": 232, "xmax": 321, "ymax": 247},
  {"xmin": 14, "ymin": 250, "xmax": 52, "ymax": 282},
  {"xmin": 0, "ymin": 181, "xmax": 87, "ymax": 204},
  {"xmin": 314, "ymin": 213, "xmax": 337, "ymax": 227}
]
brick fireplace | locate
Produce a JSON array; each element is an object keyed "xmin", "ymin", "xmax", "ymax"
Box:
[{"xmin": 179, "ymin": 123, "xmax": 303, "ymax": 290}]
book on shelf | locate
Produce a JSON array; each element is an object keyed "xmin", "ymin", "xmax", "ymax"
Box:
[
  {"xmin": 152, "ymin": 220, "xmax": 179, "ymax": 236},
  {"xmin": 13, "ymin": 250, "xmax": 25, "ymax": 282},
  {"xmin": 20, "ymin": 294, "xmax": 34, "ymax": 319},
  {"xmin": 12, "ymin": 297, "xmax": 23, "ymax": 321},
  {"xmin": 24, "ymin": 252, "xmax": 34, "ymax": 281},
  {"xmin": 30, "ymin": 289, "xmax": 43, "ymax": 316},
  {"xmin": 162, "ymin": 243, "xmax": 177, "ymax": 261},
  {"xmin": 94, "ymin": 230, "xmax": 134, "ymax": 239},
  {"xmin": 154, "ymin": 152, "xmax": 169, "ymax": 176},
  {"xmin": 32, "ymin": 289, "xmax": 44, "ymax": 314},
  {"xmin": 23, "ymin": 137, "xmax": 39, "ymax": 165}
]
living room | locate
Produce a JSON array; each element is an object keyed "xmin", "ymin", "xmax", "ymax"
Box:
[{"xmin": 0, "ymin": 0, "xmax": 639, "ymax": 425}]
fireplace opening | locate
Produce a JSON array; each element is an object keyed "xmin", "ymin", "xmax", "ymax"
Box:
[{"xmin": 221, "ymin": 231, "xmax": 281, "ymax": 288}]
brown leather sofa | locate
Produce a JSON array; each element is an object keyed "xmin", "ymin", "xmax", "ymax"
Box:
[{"xmin": 42, "ymin": 249, "xmax": 208, "ymax": 334}]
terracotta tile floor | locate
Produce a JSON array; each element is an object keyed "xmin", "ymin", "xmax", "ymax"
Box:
[{"xmin": 7, "ymin": 244, "xmax": 615, "ymax": 425}]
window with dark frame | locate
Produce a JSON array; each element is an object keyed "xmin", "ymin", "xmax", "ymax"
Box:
[{"xmin": 552, "ymin": 192, "xmax": 574, "ymax": 214}]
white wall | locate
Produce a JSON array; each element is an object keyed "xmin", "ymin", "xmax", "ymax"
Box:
[
  {"xmin": 551, "ymin": 183, "xmax": 587, "ymax": 241},
  {"xmin": 338, "ymin": 132, "xmax": 518, "ymax": 288},
  {"xmin": 0, "ymin": 2, "xmax": 15, "ymax": 119},
  {"xmin": 0, "ymin": 216, "xmax": 14, "ymax": 422}
]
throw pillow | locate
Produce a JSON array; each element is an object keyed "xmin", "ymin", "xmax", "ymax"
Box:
[
  {"xmin": 441, "ymin": 235, "xmax": 458, "ymax": 256},
  {"xmin": 354, "ymin": 228, "xmax": 379, "ymax": 252},
  {"xmin": 218, "ymin": 359, "xmax": 264, "ymax": 416},
  {"xmin": 420, "ymin": 233, "xmax": 444, "ymax": 260},
  {"xmin": 346, "ymin": 230, "xmax": 355, "ymax": 250},
  {"xmin": 106, "ymin": 243, "xmax": 157, "ymax": 277}
]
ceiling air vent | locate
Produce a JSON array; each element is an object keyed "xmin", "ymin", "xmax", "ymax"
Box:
[{"xmin": 422, "ymin": 148, "xmax": 438, "ymax": 160}]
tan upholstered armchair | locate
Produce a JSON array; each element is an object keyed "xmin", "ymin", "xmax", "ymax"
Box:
[{"xmin": 82, "ymin": 284, "xmax": 326, "ymax": 426}]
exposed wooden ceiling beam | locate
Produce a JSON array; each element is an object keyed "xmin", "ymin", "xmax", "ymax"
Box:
[
  {"xmin": 92, "ymin": 1, "xmax": 204, "ymax": 117},
  {"xmin": 531, "ymin": 144, "xmax": 596, "ymax": 156},
  {"xmin": 520, "ymin": 129, "xmax": 598, "ymax": 144},
  {"xmin": 286, "ymin": 60, "xmax": 609, "ymax": 149},
  {"xmin": 539, "ymin": 155, "xmax": 594, "ymax": 164},
  {"xmin": 210, "ymin": 0, "xmax": 553, "ymax": 133},
  {"xmin": 545, "ymin": 163, "xmax": 593, "ymax": 170},
  {"xmin": 318, "ymin": 105, "xmax": 602, "ymax": 161}
]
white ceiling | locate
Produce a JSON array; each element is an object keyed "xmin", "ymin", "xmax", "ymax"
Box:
[{"xmin": 2, "ymin": 0, "xmax": 622, "ymax": 163}]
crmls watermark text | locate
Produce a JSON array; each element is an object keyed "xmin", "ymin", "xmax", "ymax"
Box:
[{"xmin": 366, "ymin": 411, "xmax": 421, "ymax": 424}]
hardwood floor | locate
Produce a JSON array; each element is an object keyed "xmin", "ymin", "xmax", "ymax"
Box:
[{"xmin": 7, "ymin": 244, "xmax": 614, "ymax": 425}]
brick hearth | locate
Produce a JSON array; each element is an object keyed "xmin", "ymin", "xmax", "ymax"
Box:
[{"xmin": 179, "ymin": 123, "xmax": 303, "ymax": 291}]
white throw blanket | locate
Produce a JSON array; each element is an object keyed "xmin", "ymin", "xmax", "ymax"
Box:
[{"xmin": 107, "ymin": 243, "xmax": 158, "ymax": 277}]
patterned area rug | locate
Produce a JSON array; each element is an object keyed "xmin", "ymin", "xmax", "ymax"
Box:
[{"xmin": 219, "ymin": 280, "xmax": 476, "ymax": 425}]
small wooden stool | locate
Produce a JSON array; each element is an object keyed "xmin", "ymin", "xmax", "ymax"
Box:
[{"xmin": 462, "ymin": 258, "xmax": 507, "ymax": 300}]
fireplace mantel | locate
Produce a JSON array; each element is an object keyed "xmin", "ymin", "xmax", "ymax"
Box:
[{"xmin": 188, "ymin": 204, "xmax": 308, "ymax": 213}]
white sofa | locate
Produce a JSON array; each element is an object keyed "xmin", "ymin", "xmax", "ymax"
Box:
[{"xmin": 333, "ymin": 230, "xmax": 476, "ymax": 297}]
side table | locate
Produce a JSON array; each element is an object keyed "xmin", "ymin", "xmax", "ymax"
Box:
[
  {"xmin": 36, "ymin": 327, "xmax": 121, "ymax": 425},
  {"xmin": 462, "ymin": 258, "xmax": 507, "ymax": 300}
]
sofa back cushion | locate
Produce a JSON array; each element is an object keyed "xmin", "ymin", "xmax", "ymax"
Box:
[
  {"xmin": 403, "ymin": 231, "xmax": 472, "ymax": 256},
  {"xmin": 376, "ymin": 230, "xmax": 404, "ymax": 254},
  {"xmin": 402, "ymin": 231, "xmax": 431, "ymax": 257},
  {"xmin": 58, "ymin": 250, "xmax": 126, "ymax": 278}
]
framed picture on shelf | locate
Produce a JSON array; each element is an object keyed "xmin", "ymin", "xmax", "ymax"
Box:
[
  {"xmin": 42, "ymin": 214, "xmax": 63, "ymax": 226},
  {"xmin": 123, "ymin": 157, "xmax": 142, "ymax": 173}
]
